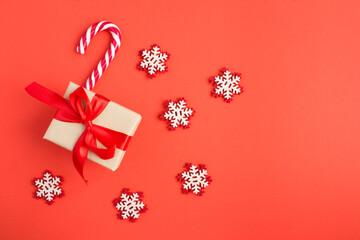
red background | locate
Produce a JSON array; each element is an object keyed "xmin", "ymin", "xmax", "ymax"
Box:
[{"xmin": 1, "ymin": 0, "xmax": 360, "ymax": 239}]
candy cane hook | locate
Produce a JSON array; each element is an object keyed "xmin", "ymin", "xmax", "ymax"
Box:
[{"xmin": 76, "ymin": 21, "xmax": 122, "ymax": 90}]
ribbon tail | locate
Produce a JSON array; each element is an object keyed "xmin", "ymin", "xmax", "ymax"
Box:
[
  {"xmin": 25, "ymin": 82, "xmax": 77, "ymax": 115},
  {"xmin": 73, "ymin": 130, "xmax": 89, "ymax": 183}
]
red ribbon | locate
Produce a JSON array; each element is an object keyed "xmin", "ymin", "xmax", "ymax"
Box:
[{"xmin": 25, "ymin": 82, "xmax": 132, "ymax": 182}]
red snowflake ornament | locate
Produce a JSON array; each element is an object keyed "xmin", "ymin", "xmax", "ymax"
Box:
[
  {"xmin": 176, "ymin": 163, "xmax": 212, "ymax": 196},
  {"xmin": 32, "ymin": 170, "xmax": 64, "ymax": 205},
  {"xmin": 113, "ymin": 188, "xmax": 147, "ymax": 222},
  {"xmin": 137, "ymin": 44, "xmax": 169, "ymax": 78},
  {"xmin": 210, "ymin": 68, "xmax": 243, "ymax": 102},
  {"xmin": 160, "ymin": 98, "xmax": 195, "ymax": 130}
]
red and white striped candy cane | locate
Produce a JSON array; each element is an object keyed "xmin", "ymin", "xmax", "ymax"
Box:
[{"xmin": 76, "ymin": 21, "xmax": 122, "ymax": 90}]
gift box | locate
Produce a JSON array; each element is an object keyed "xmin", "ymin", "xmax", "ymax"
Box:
[
  {"xmin": 26, "ymin": 81, "xmax": 141, "ymax": 177},
  {"xmin": 43, "ymin": 82, "xmax": 141, "ymax": 171}
]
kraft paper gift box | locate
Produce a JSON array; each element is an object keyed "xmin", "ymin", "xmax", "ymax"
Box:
[{"xmin": 43, "ymin": 82, "xmax": 141, "ymax": 171}]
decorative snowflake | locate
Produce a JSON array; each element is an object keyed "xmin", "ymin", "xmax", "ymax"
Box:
[
  {"xmin": 113, "ymin": 188, "xmax": 147, "ymax": 222},
  {"xmin": 176, "ymin": 163, "xmax": 212, "ymax": 195},
  {"xmin": 210, "ymin": 68, "xmax": 243, "ymax": 102},
  {"xmin": 160, "ymin": 98, "xmax": 194, "ymax": 130},
  {"xmin": 33, "ymin": 170, "xmax": 63, "ymax": 204},
  {"xmin": 137, "ymin": 44, "xmax": 169, "ymax": 78}
]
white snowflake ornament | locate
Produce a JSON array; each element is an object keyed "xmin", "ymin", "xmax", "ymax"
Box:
[
  {"xmin": 161, "ymin": 98, "xmax": 194, "ymax": 130},
  {"xmin": 33, "ymin": 170, "xmax": 63, "ymax": 205},
  {"xmin": 138, "ymin": 44, "xmax": 169, "ymax": 78},
  {"xmin": 113, "ymin": 188, "xmax": 147, "ymax": 222},
  {"xmin": 210, "ymin": 68, "xmax": 243, "ymax": 102},
  {"xmin": 177, "ymin": 163, "xmax": 212, "ymax": 196}
]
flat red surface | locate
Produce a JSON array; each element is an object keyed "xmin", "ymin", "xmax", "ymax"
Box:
[{"xmin": 1, "ymin": 0, "xmax": 360, "ymax": 239}]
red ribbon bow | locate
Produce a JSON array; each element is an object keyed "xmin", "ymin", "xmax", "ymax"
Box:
[{"xmin": 25, "ymin": 82, "xmax": 132, "ymax": 182}]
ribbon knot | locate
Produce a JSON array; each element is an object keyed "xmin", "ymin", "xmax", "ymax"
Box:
[
  {"xmin": 84, "ymin": 121, "xmax": 93, "ymax": 129},
  {"xmin": 25, "ymin": 82, "xmax": 132, "ymax": 182}
]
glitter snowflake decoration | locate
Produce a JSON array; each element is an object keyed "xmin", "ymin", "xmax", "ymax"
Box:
[
  {"xmin": 176, "ymin": 163, "xmax": 212, "ymax": 196},
  {"xmin": 210, "ymin": 68, "xmax": 243, "ymax": 102},
  {"xmin": 137, "ymin": 44, "xmax": 169, "ymax": 78},
  {"xmin": 33, "ymin": 170, "xmax": 63, "ymax": 204},
  {"xmin": 160, "ymin": 98, "xmax": 194, "ymax": 130},
  {"xmin": 113, "ymin": 188, "xmax": 147, "ymax": 222}
]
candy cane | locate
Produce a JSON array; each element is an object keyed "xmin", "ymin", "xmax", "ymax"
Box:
[{"xmin": 76, "ymin": 21, "xmax": 122, "ymax": 90}]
